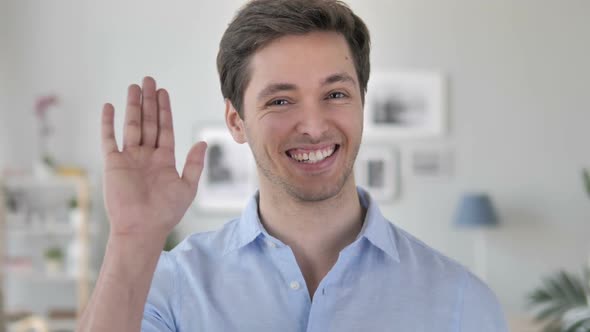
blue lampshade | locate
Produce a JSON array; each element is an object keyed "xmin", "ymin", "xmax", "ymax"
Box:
[{"xmin": 453, "ymin": 193, "xmax": 499, "ymax": 227}]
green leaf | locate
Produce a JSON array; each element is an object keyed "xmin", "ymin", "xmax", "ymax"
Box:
[
  {"xmin": 563, "ymin": 307, "xmax": 590, "ymax": 332},
  {"xmin": 541, "ymin": 320, "xmax": 562, "ymax": 332},
  {"xmin": 528, "ymin": 270, "xmax": 588, "ymax": 330},
  {"xmin": 583, "ymin": 168, "xmax": 590, "ymax": 198}
]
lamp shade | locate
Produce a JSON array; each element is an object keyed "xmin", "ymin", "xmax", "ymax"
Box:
[{"xmin": 453, "ymin": 193, "xmax": 498, "ymax": 227}]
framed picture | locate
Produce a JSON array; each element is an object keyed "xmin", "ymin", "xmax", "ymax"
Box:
[
  {"xmin": 364, "ymin": 70, "xmax": 446, "ymax": 138},
  {"xmin": 410, "ymin": 147, "xmax": 454, "ymax": 177},
  {"xmin": 354, "ymin": 143, "xmax": 400, "ymax": 202},
  {"xmin": 192, "ymin": 127, "xmax": 257, "ymax": 211}
]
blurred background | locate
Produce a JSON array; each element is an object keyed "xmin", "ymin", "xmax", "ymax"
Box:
[{"xmin": 1, "ymin": 0, "xmax": 589, "ymax": 331}]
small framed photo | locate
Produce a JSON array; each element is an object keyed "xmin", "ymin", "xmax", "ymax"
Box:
[
  {"xmin": 354, "ymin": 143, "xmax": 400, "ymax": 202},
  {"xmin": 192, "ymin": 127, "xmax": 257, "ymax": 211},
  {"xmin": 364, "ymin": 70, "xmax": 446, "ymax": 138},
  {"xmin": 411, "ymin": 147, "xmax": 454, "ymax": 177}
]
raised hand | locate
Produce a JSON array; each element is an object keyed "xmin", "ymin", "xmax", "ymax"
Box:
[{"xmin": 101, "ymin": 77, "xmax": 207, "ymax": 242}]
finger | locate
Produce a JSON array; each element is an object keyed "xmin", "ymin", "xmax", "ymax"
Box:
[
  {"xmin": 182, "ymin": 141, "xmax": 208, "ymax": 190},
  {"xmin": 156, "ymin": 89, "xmax": 175, "ymax": 150},
  {"xmin": 123, "ymin": 84, "xmax": 142, "ymax": 149},
  {"xmin": 141, "ymin": 76, "xmax": 158, "ymax": 147},
  {"xmin": 101, "ymin": 103, "xmax": 120, "ymax": 155}
]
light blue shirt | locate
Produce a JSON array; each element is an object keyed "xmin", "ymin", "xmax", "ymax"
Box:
[{"xmin": 142, "ymin": 188, "xmax": 508, "ymax": 331}]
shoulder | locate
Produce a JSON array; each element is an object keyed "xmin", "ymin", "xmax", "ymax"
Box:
[
  {"xmin": 165, "ymin": 217, "xmax": 242, "ymax": 265},
  {"xmin": 389, "ymin": 222, "xmax": 467, "ymax": 278},
  {"xmin": 387, "ymin": 222, "xmax": 507, "ymax": 330},
  {"xmin": 459, "ymin": 270, "xmax": 508, "ymax": 331}
]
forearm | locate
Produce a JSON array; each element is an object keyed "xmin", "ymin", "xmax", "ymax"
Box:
[{"xmin": 77, "ymin": 233, "xmax": 166, "ymax": 332}]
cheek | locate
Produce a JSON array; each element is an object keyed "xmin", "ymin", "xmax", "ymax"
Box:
[
  {"xmin": 245, "ymin": 116, "xmax": 292, "ymax": 162},
  {"xmin": 331, "ymin": 108, "xmax": 364, "ymax": 137},
  {"xmin": 260, "ymin": 114, "xmax": 294, "ymax": 141}
]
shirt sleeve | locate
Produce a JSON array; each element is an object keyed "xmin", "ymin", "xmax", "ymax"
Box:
[
  {"xmin": 458, "ymin": 272, "xmax": 508, "ymax": 332},
  {"xmin": 141, "ymin": 252, "xmax": 178, "ymax": 332}
]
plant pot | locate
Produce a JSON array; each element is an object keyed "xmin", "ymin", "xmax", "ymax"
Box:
[
  {"xmin": 69, "ymin": 208, "xmax": 82, "ymax": 230},
  {"xmin": 33, "ymin": 160, "xmax": 54, "ymax": 179}
]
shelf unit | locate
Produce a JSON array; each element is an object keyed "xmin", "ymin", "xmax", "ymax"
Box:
[{"xmin": 0, "ymin": 173, "xmax": 94, "ymax": 331}]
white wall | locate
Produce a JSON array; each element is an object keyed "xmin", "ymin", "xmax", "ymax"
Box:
[
  {"xmin": 2, "ymin": 0, "xmax": 589, "ymax": 317},
  {"xmin": 0, "ymin": 2, "xmax": 4, "ymax": 166},
  {"xmin": 354, "ymin": 0, "xmax": 590, "ymax": 314},
  {"xmin": 0, "ymin": 0, "xmax": 14, "ymax": 170}
]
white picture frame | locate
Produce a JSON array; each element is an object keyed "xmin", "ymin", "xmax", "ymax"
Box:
[
  {"xmin": 364, "ymin": 70, "xmax": 446, "ymax": 138},
  {"xmin": 354, "ymin": 143, "xmax": 400, "ymax": 202},
  {"xmin": 192, "ymin": 126, "xmax": 257, "ymax": 211}
]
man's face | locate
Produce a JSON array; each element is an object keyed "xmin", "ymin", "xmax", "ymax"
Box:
[{"xmin": 232, "ymin": 31, "xmax": 364, "ymax": 202}]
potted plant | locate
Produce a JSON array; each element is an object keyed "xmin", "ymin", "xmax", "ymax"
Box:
[
  {"xmin": 527, "ymin": 170, "xmax": 590, "ymax": 331},
  {"xmin": 33, "ymin": 94, "xmax": 58, "ymax": 179},
  {"xmin": 528, "ymin": 270, "xmax": 589, "ymax": 331},
  {"xmin": 68, "ymin": 197, "xmax": 82, "ymax": 230},
  {"xmin": 44, "ymin": 246, "xmax": 64, "ymax": 274}
]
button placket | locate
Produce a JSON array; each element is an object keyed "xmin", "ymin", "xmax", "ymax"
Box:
[
  {"xmin": 266, "ymin": 240, "xmax": 303, "ymax": 290},
  {"xmin": 289, "ymin": 280, "xmax": 301, "ymax": 290}
]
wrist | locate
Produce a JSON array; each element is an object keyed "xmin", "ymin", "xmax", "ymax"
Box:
[{"xmin": 101, "ymin": 232, "xmax": 167, "ymax": 284}]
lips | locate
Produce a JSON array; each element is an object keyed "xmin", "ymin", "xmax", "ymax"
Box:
[{"xmin": 286, "ymin": 144, "xmax": 339, "ymax": 163}]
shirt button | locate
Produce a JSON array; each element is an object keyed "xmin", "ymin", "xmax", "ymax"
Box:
[
  {"xmin": 266, "ymin": 240, "xmax": 277, "ymax": 248},
  {"xmin": 289, "ymin": 281, "xmax": 300, "ymax": 290}
]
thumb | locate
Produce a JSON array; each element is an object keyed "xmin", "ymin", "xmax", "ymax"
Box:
[{"xmin": 182, "ymin": 141, "xmax": 207, "ymax": 190}]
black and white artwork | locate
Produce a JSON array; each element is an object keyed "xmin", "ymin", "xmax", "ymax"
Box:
[
  {"xmin": 354, "ymin": 144, "xmax": 399, "ymax": 202},
  {"xmin": 364, "ymin": 71, "xmax": 445, "ymax": 138},
  {"xmin": 193, "ymin": 127, "xmax": 257, "ymax": 211},
  {"xmin": 411, "ymin": 148, "xmax": 454, "ymax": 177}
]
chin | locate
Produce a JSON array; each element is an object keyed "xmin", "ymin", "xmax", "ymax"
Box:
[
  {"xmin": 288, "ymin": 187, "xmax": 341, "ymax": 202},
  {"xmin": 283, "ymin": 174, "xmax": 353, "ymax": 203}
]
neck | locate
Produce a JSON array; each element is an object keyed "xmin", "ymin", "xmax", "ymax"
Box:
[
  {"xmin": 258, "ymin": 178, "xmax": 364, "ymax": 250},
  {"xmin": 257, "ymin": 177, "xmax": 366, "ymax": 298}
]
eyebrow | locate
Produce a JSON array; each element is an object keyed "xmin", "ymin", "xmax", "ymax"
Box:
[
  {"xmin": 256, "ymin": 72, "xmax": 358, "ymax": 101},
  {"xmin": 257, "ymin": 83, "xmax": 297, "ymax": 101},
  {"xmin": 321, "ymin": 72, "xmax": 357, "ymax": 86}
]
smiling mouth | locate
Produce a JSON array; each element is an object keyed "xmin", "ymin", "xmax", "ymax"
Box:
[{"xmin": 286, "ymin": 144, "xmax": 340, "ymax": 164}]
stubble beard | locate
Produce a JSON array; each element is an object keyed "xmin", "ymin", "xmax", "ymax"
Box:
[{"xmin": 252, "ymin": 143, "xmax": 360, "ymax": 203}]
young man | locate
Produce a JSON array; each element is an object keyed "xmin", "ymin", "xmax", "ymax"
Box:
[{"xmin": 80, "ymin": 0, "xmax": 508, "ymax": 331}]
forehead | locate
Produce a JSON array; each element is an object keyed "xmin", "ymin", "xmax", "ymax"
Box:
[{"xmin": 245, "ymin": 31, "xmax": 357, "ymax": 94}]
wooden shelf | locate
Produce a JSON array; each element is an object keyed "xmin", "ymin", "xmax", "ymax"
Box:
[
  {"xmin": 5, "ymin": 314, "xmax": 77, "ymax": 332},
  {"xmin": 1, "ymin": 173, "xmax": 94, "ymax": 328},
  {"xmin": 2, "ymin": 175, "xmax": 80, "ymax": 189},
  {"xmin": 1, "ymin": 269, "xmax": 97, "ymax": 283},
  {"xmin": 6, "ymin": 224, "xmax": 98, "ymax": 237}
]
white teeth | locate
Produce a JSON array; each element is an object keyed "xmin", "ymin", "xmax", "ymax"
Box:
[
  {"xmin": 288, "ymin": 146, "xmax": 336, "ymax": 163},
  {"xmin": 309, "ymin": 152, "xmax": 317, "ymax": 161}
]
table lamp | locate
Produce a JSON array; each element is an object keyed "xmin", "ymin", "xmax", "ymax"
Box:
[{"xmin": 453, "ymin": 192, "xmax": 499, "ymax": 281}]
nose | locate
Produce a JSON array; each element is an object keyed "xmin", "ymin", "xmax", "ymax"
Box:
[{"xmin": 295, "ymin": 102, "xmax": 329, "ymax": 142}]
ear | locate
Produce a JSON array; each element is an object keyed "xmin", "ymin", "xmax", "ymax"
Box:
[{"xmin": 225, "ymin": 99, "xmax": 247, "ymax": 144}]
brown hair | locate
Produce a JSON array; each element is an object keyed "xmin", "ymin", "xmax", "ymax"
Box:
[{"xmin": 217, "ymin": 0, "xmax": 371, "ymax": 118}]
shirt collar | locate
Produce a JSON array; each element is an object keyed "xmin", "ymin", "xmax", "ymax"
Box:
[
  {"xmin": 224, "ymin": 187, "xmax": 400, "ymax": 263},
  {"xmin": 222, "ymin": 192, "xmax": 263, "ymax": 256},
  {"xmin": 356, "ymin": 187, "xmax": 400, "ymax": 262}
]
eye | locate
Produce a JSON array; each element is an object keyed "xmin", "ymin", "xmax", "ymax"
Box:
[
  {"xmin": 327, "ymin": 91, "xmax": 347, "ymax": 99},
  {"xmin": 268, "ymin": 99, "xmax": 290, "ymax": 106}
]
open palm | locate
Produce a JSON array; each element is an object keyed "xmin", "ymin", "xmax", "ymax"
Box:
[{"xmin": 101, "ymin": 77, "xmax": 206, "ymax": 240}]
